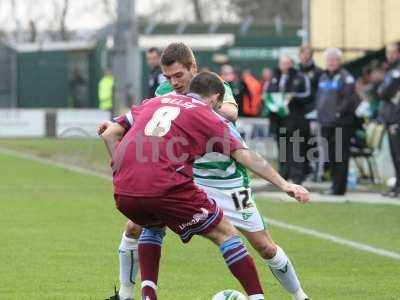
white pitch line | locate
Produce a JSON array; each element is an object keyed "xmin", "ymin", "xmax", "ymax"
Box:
[
  {"xmin": 2, "ymin": 146, "xmax": 400, "ymax": 261},
  {"xmin": 255, "ymin": 191, "xmax": 400, "ymax": 205},
  {"xmin": 267, "ymin": 218, "xmax": 400, "ymax": 261},
  {"xmin": 0, "ymin": 147, "xmax": 111, "ymax": 181}
]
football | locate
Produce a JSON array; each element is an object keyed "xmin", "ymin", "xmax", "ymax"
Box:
[{"xmin": 211, "ymin": 290, "xmax": 247, "ymax": 300}]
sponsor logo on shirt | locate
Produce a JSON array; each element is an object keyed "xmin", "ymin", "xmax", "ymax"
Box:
[
  {"xmin": 242, "ymin": 212, "xmax": 253, "ymax": 220},
  {"xmin": 179, "ymin": 208, "xmax": 209, "ymax": 230}
]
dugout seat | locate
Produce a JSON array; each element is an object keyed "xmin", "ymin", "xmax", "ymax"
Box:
[{"xmin": 350, "ymin": 122, "xmax": 385, "ymax": 184}]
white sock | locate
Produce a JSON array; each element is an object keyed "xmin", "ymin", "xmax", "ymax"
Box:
[
  {"xmin": 266, "ymin": 246, "xmax": 307, "ymax": 297},
  {"xmin": 292, "ymin": 288, "xmax": 309, "ymax": 300},
  {"xmin": 118, "ymin": 232, "xmax": 139, "ymax": 299},
  {"xmin": 141, "ymin": 280, "xmax": 157, "ymax": 290},
  {"xmin": 249, "ymin": 294, "xmax": 265, "ymax": 300}
]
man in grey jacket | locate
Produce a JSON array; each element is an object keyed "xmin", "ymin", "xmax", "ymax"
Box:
[
  {"xmin": 316, "ymin": 48, "xmax": 358, "ymax": 195},
  {"xmin": 378, "ymin": 43, "xmax": 400, "ymax": 198}
]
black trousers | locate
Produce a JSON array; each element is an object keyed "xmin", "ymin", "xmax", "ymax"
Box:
[
  {"xmin": 388, "ymin": 123, "xmax": 400, "ymax": 187},
  {"xmin": 276, "ymin": 116, "xmax": 309, "ymax": 184},
  {"xmin": 321, "ymin": 125, "xmax": 353, "ymax": 194}
]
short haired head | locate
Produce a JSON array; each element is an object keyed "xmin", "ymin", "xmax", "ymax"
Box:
[
  {"xmin": 324, "ymin": 47, "xmax": 343, "ymax": 60},
  {"xmin": 146, "ymin": 47, "xmax": 161, "ymax": 69},
  {"xmin": 160, "ymin": 42, "xmax": 198, "ymax": 94},
  {"xmin": 220, "ymin": 64, "xmax": 236, "ymax": 82},
  {"xmin": 279, "ymin": 54, "xmax": 293, "ymax": 74},
  {"xmin": 189, "ymin": 71, "xmax": 225, "ymax": 109},
  {"xmin": 324, "ymin": 47, "xmax": 342, "ymax": 72},
  {"xmin": 147, "ymin": 47, "xmax": 161, "ymax": 56},
  {"xmin": 161, "ymin": 42, "xmax": 197, "ymax": 70},
  {"xmin": 299, "ymin": 46, "xmax": 313, "ymax": 65},
  {"xmin": 385, "ymin": 43, "xmax": 400, "ymax": 64},
  {"xmin": 300, "ymin": 45, "xmax": 313, "ymax": 55}
]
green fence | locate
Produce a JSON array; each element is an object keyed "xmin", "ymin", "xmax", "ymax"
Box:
[
  {"xmin": 16, "ymin": 43, "xmax": 102, "ymax": 109},
  {"xmin": 14, "ymin": 32, "xmax": 302, "ymax": 108}
]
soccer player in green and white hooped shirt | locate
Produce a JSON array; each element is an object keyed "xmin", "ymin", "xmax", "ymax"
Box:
[{"xmin": 105, "ymin": 43, "xmax": 310, "ymax": 300}]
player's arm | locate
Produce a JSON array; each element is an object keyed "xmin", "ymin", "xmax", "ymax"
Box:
[
  {"xmin": 231, "ymin": 149, "xmax": 310, "ymax": 203},
  {"xmin": 199, "ymin": 110, "xmax": 309, "ymax": 203},
  {"xmin": 98, "ymin": 110, "xmax": 134, "ymax": 158},
  {"xmin": 100, "ymin": 122, "xmax": 126, "ymax": 158},
  {"xmin": 218, "ymin": 102, "xmax": 238, "ymax": 122},
  {"xmin": 96, "ymin": 121, "xmax": 113, "ymax": 136},
  {"xmin": 218, "ymin": 82, "xmax": 239, "ymax": 122}
]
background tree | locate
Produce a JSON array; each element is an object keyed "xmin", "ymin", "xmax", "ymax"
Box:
[
  {"xmin": 142, "ymin": 0, "xmax": 301, "ymax": 24},
  {"xmin": 192, "ymin": 0, "xmax": 203, "ymax": 23},
  {"xmin": 59, "ymin": 0, "xmax": 69, "ymax": 40},
  {"xmin": 102, "ymin": 0, "xmax": 117, "ymax": 23},
  {"xmin": 230, "ymin": 0, "xmax": 302, "ymax": 24}
]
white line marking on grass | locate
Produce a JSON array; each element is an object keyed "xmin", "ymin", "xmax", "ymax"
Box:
[
  {"xmin": 0, "ymin": 185, "xmax": 110, "ymax": 190},
  {"xmin": 2, "ymin": 146, "xmax": 400, "ymax": 261},
  {"xmin": 0, "ymin": 147, "xmax": 111, "ymax": 181},
  {"xmin": 267, "ymin": 218, "xmax": 400, "ymax": 261},
  {"xmin": 256, "ymin": 191, "xmax": 400, "ymax": 205}
]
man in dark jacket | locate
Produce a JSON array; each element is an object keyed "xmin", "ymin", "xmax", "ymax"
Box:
[
  {"xmin": 267, "ymin": 55, "xmax": 311, "ymax": 184},
  {"xmin": 299, "ymin": 46, "xmax": 323, "ymax": 179},
  {"xmin": 146, "ymin": 47, "xmax": 166, "ymax": 98},
  {"xmin": 299, "ymin": 46, "xmax": 323, "ymax": 113},
  {"xmin": 220, "ymin": 64, "xmax": 247, "ymax": 116},
  {"xmin": 378, "ymin": 43, "xmax": 400, "ymax": 198},
  {"xmin": 317, "ymin": 48, "xmax": 359, "ymax": 195}
]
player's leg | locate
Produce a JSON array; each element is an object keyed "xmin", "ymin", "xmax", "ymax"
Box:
[
  {"xmin": 138, "ymin": 227, "xmax": 166, "ymax": 300},
  {"xmin": 202, "ymin": 185, "xmax": 308, "ymax": 299},
  {"xmin": 154, "ymin": 185, "xmax": 264, "ymax": 300},
  {"xmin": 241, "ymin": 229, "xmax": 309, "ymax": 300},
  {"xmin": 202, "ymin": 217, "xmax": 264, "ymax": 300},
  {"xmin": 117, "ymin": 220, "xmax": 142, "ymax": 300},
  {"xmin": 114, "ymin": 194, "xmax": 166, "ymax": 300}
]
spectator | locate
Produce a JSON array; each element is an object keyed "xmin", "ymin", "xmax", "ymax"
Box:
[
  {"xmin": 260, "ymin": 67, "xmax": 272, "ymax": 93},
  {"xmin": 241, "ymin": 69, "xmax": 263, "ymax": 117},
  {"xmin": 69, "ymin": 66, "xmax": 88, "ymax": 108},
  {"xmin": 377, "ymin": 43, "xmax": 400, "ymax": 198},
  {"xmin": 298, "ymin": 46, "xmax": 323, "ymax": 180},
  {"xmin": 220, "ymin": 64, "xmax": 246, "ymax": 116},
  {"xmin": 201, "ymin": 65, "xmax": 212, "ymax": 72},
  {"xmin": 221, "ymin": 65, "xmax": 262, "ymax": 117},
  {"xmin": 369, "ymin": 62, "xmax": 386, "ymax": 119},
  {"xmin": 98, "ymin": 68, "xmax": 114, "ymax": 113},
  {"xmin": 299, "ymin": 46, "xmax": 323, "ymax": 114},
  {"xmin": 316, "ymin": 48, "xmax": 359, "ymax": 195},
  {"xmin": 267, "ymin": 55, "xmax": 311, "ymax": 184},
  {"xmin": 220, "ymin": 64, "xmax": 238, "ymax": 84},
  {"xmin": 355, "ymin": 62, "xmax": 384, "ymax": 120},
  {"xmin": 146, "ymin": 47, "xmax": 166, "ymax": 98},
  {"xmin": 352, "ymin": 66, "xmax": 375, "ymax": 158}
]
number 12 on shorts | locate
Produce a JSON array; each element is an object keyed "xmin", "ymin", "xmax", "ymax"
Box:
[{"xmin": 231, "ymin": 189, "xmax": 253, "ymax": 211}]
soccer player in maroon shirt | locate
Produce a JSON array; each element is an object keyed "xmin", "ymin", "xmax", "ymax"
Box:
[{"xmin": 100, "ymin": 72, "xmax": 309, "ymax": 300}]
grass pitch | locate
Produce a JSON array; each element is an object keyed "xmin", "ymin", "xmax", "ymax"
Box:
[{"xmin": 0, "ymin": 138, "xmax": 399, "ymax": 299}]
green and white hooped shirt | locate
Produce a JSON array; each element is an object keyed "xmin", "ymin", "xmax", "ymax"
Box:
[{"xmin": 155, "ymin": 81, "xmax": 251, "ymax": 190}]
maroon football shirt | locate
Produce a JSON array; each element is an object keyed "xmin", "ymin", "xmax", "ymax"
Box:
[{"xmin": 112, "ymin": 94, "xmax": 244, "ymax": 197}]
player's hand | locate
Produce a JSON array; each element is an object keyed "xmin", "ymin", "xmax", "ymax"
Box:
[
  {"xmin": 282, "ymin": 183, "xmax": 310, "ymax": 204},
  {"xmin": 97, "ymin": 121, "xmax": 112, "ymax": 136}
]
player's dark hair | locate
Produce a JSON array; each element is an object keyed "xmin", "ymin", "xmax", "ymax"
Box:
[
  {"xmin": 189, "ymin": 71, "xmax": 225, "ymax": 102},
  {"xmin": 161, "ymin": 42, "xmax": 196, "ymax": 70},
  {"xmin": 147, "ymin": 47, "xmax": 161, "ymax": 55}
]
